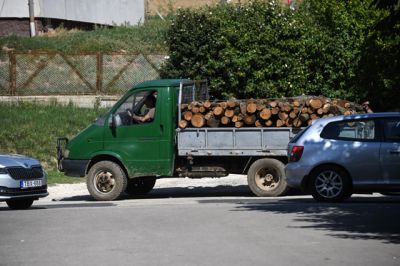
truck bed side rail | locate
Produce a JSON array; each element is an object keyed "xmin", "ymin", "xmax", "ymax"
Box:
[{"xmin": 177, "ymin": 127, "xmax": 302, "ymax": 157}]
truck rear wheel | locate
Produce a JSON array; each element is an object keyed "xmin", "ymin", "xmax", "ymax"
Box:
[
  {"xmin": 125, "ymin": 177, "xmax": 156, "ymax": 196},
  {"xmin": 86, "ymin": 161, "xmax": 127, "ymax": 201},
  {"xmin": 247, "ymin": 159, "xmax": 288, "ymax": 197}
]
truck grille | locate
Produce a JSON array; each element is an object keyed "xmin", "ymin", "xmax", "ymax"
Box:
[{"xmin": 6, "ymin": 166, "xmax": 44, "ymax": 180}]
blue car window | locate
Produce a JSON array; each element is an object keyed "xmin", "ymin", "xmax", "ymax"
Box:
[
  {"xmin": 321, "ymin": 120, "xmax": 375, "ymax": 141},
  {"xmin": 383, "ymin": 118, "xmax": 400, "ymax": 142}
]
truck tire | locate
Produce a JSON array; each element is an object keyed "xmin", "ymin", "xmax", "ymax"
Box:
[
  {"xmin": 247, "ymin": 159, "xmax": 289, "ymax": 197},
  {"xmin": 125, "ymin": 177, "xmax": 156, "ymax": 196},
  {"xmin": 86, "ymin": 161, "xmax": 127, "ymax": 201},
  {"xmin": 6, "ymin": 199, "xmax": 34, "ymax": 210},
  {"xmin": 309, "ymin": 165, "xmax": 352, "ymax": 202}
]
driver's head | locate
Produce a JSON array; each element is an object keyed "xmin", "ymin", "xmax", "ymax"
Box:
[{"xmin": 144, "ymin": 94, "xmax": 156, "ymax": 108}]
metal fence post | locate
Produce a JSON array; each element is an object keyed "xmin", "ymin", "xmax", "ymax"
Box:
[
  {"xmin": 96, "ymin": 52, "xmax": 103, "ymax": 94},
  {"xmin": 8, "ymin": 51, "xmax": 16, "ymax": 96}
]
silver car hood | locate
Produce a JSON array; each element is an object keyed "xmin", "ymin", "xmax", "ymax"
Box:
[{"xmin": 0, "ymin": 154, "xmax": 40, "ymax": 168}]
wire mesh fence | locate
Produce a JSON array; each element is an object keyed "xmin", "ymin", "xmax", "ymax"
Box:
[{"xmin": 0, "ymin": 52, "xmax": 166, "ymax": 96}]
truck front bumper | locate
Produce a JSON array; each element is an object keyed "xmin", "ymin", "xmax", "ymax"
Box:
[{"xmin": 61, "ymin": 159, "xmax": 89, "ymax": 177}]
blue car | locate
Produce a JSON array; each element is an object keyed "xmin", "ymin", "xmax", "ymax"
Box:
[
  {"xmin": 285, "ymin": 112, "xmax": 400, "ymax": 202},
  {"xmin": 0, "ymin": 154, "xmax": 48, "ymax": 209}
]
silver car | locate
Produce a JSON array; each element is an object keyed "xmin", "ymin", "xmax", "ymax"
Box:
[
  {"xmin": 0, "ymin": 154, "xmax": 48, "ymax": 209},
  {"xmin": 285, "ymin": 112, "xmax": 400, "ymax": 202}
]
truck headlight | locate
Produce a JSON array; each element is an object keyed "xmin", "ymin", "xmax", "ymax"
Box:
[
  {"xmin": 64, "ymin": 149, "xmax": 70, "ymax": 159},
  {"xmin": 0, "ymin": 168, "xmax": 7, "ymax": 174}
]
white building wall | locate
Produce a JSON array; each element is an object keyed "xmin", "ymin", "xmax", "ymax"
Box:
[{"xmin": 0, "ymin": 0, "xmax": 144, "ymax": 25}]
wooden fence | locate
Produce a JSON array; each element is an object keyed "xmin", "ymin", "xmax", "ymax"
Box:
[{"xmin": 0, "ymin": 52, "xmax": 166, "ymax": 96}]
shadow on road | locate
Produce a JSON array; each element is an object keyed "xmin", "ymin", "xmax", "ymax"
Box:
[
  {"xmin": 231, "ymin": 196, "xmax": 400, "ymax": 244},
  {"xmin": 55, "ymin": 185, "xmax": 254, "ymax": 201}
]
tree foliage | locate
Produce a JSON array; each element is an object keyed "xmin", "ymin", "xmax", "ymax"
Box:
[{"xmin": 161, "ymin": 0, "xmax": 397, "ymax": 111}]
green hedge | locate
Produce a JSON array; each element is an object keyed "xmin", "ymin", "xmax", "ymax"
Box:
[{"xmin": 161, "ymin": 0, "xmax": 397, "ymax": 111}]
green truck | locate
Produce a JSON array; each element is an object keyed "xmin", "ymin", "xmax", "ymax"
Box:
[{"xmin": 57, "ymin": 79, "xmax": 301, "ymax": 201}]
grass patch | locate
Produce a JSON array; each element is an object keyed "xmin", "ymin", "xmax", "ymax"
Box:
[
  {"xmin": 47, "ymin": 170, "xmax": 84, "ymax": 185},
  {"xmin": 0, "ymin": 101, "xmax": 106, "ymax": 180},
  {"xmin": 0, "ymin": 18, "xmax": 169, "ymax": 55}
]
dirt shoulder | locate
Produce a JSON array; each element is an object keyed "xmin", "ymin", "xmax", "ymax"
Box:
[{"xmin": 45, "ymin": 175, "xmax": 248, "ymax": 202}]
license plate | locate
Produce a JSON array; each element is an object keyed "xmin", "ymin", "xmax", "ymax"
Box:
[{"xmin": 20, "ymin": 180, "xmax": 43, "ymax": 189}]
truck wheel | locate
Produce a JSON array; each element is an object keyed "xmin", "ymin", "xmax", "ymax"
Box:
[
  {"xmin": 125, "ymin": 177, "xmax": 156, "ymax": 196},
  {"xmin": 247, "ymin": 159, "xmax": 288, "ymax": 197},
  {"xmin": 309, "ymin": 166, "xmax": 352, "ymax": 202},
  {"xmin": 6, "ymin": 199, "xmax": 34, "ymax": 210},
  {"xmin": 86, "ymin": 161, "xmax": 127, "ymax": 201}
]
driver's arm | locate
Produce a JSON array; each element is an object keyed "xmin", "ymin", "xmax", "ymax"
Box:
[{"xmin": 131, "ymin": 108, "xmax": 155, "ymax": 123}]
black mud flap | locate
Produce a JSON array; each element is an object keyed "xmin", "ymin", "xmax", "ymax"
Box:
[{"xmin": 56, "ymin": 137, "xmax": 69, "ymax": 171}]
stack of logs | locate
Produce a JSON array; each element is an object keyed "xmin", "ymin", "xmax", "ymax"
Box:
[{"xmin": 178, "ymin": 96, "xmax": 363, "ymax": 128}]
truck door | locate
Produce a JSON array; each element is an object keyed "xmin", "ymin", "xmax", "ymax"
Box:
[
  {"xmin": 103, "ymin": 89, "xmax": 163, "ymax": 177},
  {"xmin": 380, "ymin": 117, "xmax": 400, "ymax": 184}
]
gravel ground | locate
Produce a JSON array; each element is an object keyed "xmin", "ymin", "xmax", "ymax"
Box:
[{"xmin": 44, "ymin": 174, "xmax": 249, "ymax": 202}]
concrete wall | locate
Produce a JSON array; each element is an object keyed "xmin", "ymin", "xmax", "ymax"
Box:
[
  {"xmin": 0, "ymin": 0, "xmax": 144, "ymax": 26},
  {"xmin": 0, "ymin": 95, "xmax": 119, "ymax": 108}
]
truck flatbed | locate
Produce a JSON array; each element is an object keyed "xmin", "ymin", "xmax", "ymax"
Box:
[{"xmin": 177, "ymin": 127, "xmax": 302, "ymax": 156}]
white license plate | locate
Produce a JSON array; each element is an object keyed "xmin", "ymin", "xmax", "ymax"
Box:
[{"xmin": 20, "ymin": 180, "xmax": 43, "ymax": 189}]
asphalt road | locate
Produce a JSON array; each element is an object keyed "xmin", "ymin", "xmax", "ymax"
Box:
[{"xmin": 1, "ymin": 185, "xmax": 399, "ymax": 266}]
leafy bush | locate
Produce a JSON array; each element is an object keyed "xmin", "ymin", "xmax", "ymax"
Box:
[
  {"xmin": 161, "ymin": 0, "xmax": 397, "ymax": 111},
  {"xmin": 356, "ymin": 0, "xmax": 400, "ymax": 111}
]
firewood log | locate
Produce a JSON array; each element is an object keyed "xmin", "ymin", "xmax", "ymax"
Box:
[
  {"xmin": 179, "ymin": 120, "xmax": 188, "ymax": 129},
  {"xmin": 207, "ymin": 117, "xmax": 220, "ymax": 128},
  {"xmin": 224, "ymin": 109, "xmax": 235, "ymax": 118},
  {"xmin": 203, "ymin": 101, "xmax": 212, "ymax": 109},
  {"xmin": 213, "ymin": 106, "xmax": 224, "ymax": 116},
  {"xmin": 221, "ymin": 116, "xmax": 230, "ymax": 125},
  {"xmin": 309, "ymin": 98, "xmax": 323, "ymax": 109},
  {"xmin": 246, "ymin": 101, "xmax": 257, "ymax": 114},
  {"xmin": 269, "ymin": 101, "xmax": 278, "ymax": 108},
  {"xmin": 204, "ymin": 111, "xmax": 213, "ymax": 120},
  {"xmin": 244, "ymin": 114, "xmax": 256, "ymax": 125},
  {"xmin": 259, "ymin": 108, "xmax": 272, "ymax": 120},
  {"xmin": 227, "ymin": 100, "xmax": 237, "ymax": 108},
  {"xmin": 265, "ymin": 120, "xmax": 273, "ymax": 127},
  {"xmin": 271, "ymin": 107, "xmax": 279, "ymax": 115},
  {"xmin": 183, "ymin": 111, "xmax": 193, "ymax": 121},
  {"xmin": 191, "ymin": 106, "xmax": 200, "ymax": 113},
  {"xmin": 293, "ymin": 118, "xmax": 302, "ymax": 128},
  {"xmin": 191, "ymin": 114, "xmax": 205, "ymax": 128},
  {"xmin": 276, "ymin": 119, "xmax": 285, "ymax": 127},
  {"xmin": 278, "ymin": 112, "xmax": 289, "ymax": 121},
  {"xmin": 310, "ymin": 114, "xmax": 318, "ymax": 120},
  {"xmin": 240, "ymin": 102, "xmax": 247, "ymax": 115},
  {"xmin": 235, "ymin": 121, "xmax": 244, "ymax": 128},
  {"xmin": 299, "ymin": 113, "xmax": 310, "ymax": 123},
  {"xmin": 289, "ymin": 111, "xmax": 297, "ymax": 119},
  {"xmin": 219, "ymin": 101, "xmax": 227, "ymax": 109}
]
